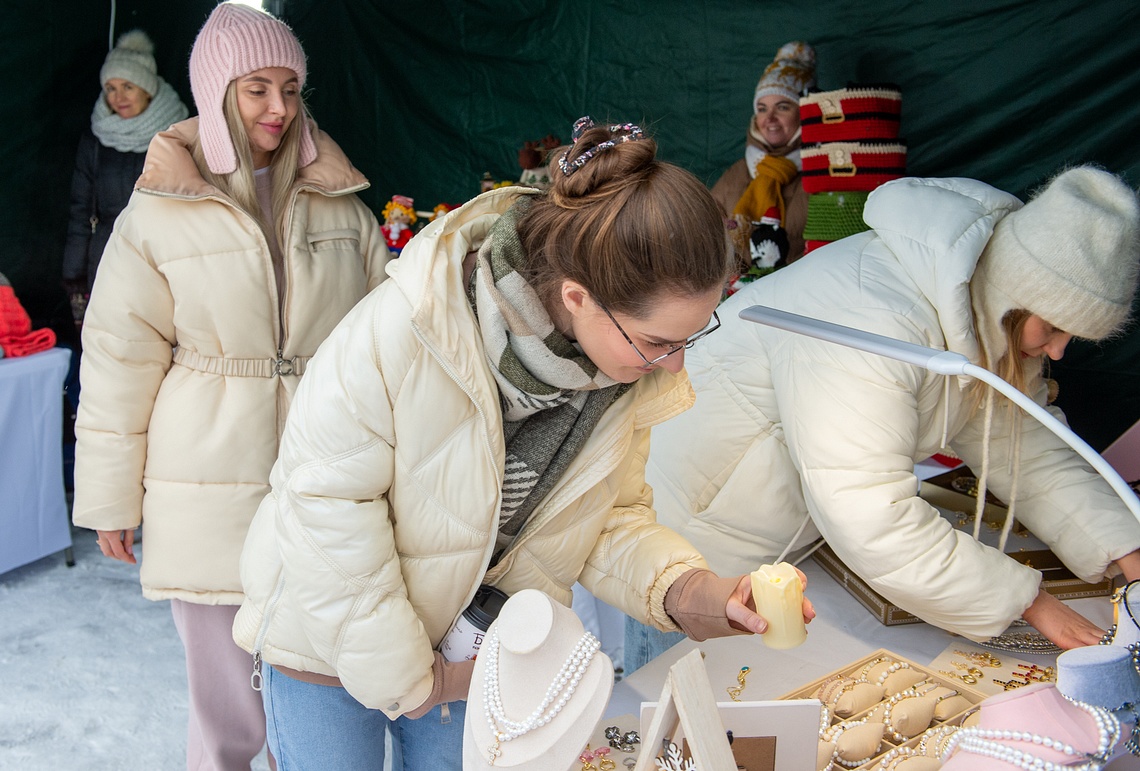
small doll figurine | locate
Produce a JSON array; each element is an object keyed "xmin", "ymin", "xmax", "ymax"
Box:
[
  {"xmin": 749, "ymin": 207, "xmax": 790, "ymax": 270},
  {"xmin": 430, "ymin": 202, "xmax": 457, "ymax": 222},
  {"xmin": 381, "ymin": 195, "xmax": 417, "ymax": 255}
]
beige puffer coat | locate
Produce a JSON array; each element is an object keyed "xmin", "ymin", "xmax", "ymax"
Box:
[
  {"xmin": 233, "ymin": 187, "xmax": 707, "ymax": 716},
  {"xmin": 72, "ymin": 117, "xmax": 391, "ymax": 604},
  {"xmin": 648, "ymin": 177, "xmax": 1140, "ymax": 641}
]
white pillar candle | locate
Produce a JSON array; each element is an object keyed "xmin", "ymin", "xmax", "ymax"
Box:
[{"xmin": 750, "ymin": 562, "xmax": 807, "ymax": 649}]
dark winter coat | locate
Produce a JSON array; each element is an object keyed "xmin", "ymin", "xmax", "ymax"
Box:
[{"xmin": 62, "ymin": 130, "xmax": 146, "ymax": 293}]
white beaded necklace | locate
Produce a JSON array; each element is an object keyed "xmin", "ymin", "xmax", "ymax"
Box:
[
  {"xmin": 481, "ymin": 628, "xmax": 601, "ymax": 765},
  {"xmin": 940, "ymin": 696, "xmax": 1120, "ymax": 771}
]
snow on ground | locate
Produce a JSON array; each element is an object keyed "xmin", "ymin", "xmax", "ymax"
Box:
[{"xmin": 0, "ymin": 527, "xmax": 270, "ymax": 770}]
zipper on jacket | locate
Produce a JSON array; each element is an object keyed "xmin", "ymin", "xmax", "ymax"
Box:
[
  {"xmin": 412, "ymin": 326, "xmax": 502, "ymax": 609},
  {"xmin": 250, "ymin": 573, "xmax": 287, "ymax": 692}
]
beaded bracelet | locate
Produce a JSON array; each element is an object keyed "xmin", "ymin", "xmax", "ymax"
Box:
[
  {"xmin": 880, "ymin": 683, "xmax": 933, "ymax": 743},
  {"xmin": 858, "ymin": 656, "xmax": 892, "ymax": 682},
  {"xmin": 875, "ymin": 661, "xmax": 911, "ymax": 687},
  {"xmin": 826, "ymin": 718, "xmax": 881, "ymax": 769},
  {"xmin": 916, "ymin": 724, "xmax": 960, "ymax": 757},
  {"xmin": 877, "ymin": 746, "xmax": 925, "ymax": 769}
]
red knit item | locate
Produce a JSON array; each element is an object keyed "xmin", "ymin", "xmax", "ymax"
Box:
[
  {"xmin": 799, "ymin": 86, "xmax": 902, "ymax": 144},
  {"xmin": 801, "ymin": 142, "xmax": 907, "ymax": 193},
  {"xmin": 803, "ymin": 240, "xmax": 831, "ymax": 254},
  {"xmin": 0, "ymin": 285, "xmax": 57, "ymax": 357}
]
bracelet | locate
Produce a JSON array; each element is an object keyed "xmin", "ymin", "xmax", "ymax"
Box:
[
  {"xmin": 876, "ymin": 661, "xmax": 912, "ymax": 687},
  {"xmin": 858, "ymin": 656, "xmax": 892, "ymax": 682},
  {"xmin": 917, "ymin": 724, "xmax": 960, "ymax": 757},
  {"xmin": 877, "ymin": 746, "xmax": 924, "ymax": 769}
]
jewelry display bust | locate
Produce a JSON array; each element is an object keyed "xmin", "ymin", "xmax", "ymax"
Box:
[
  {"xmin": 940, "ymin": 682, "xmax": 1120, "ymax": 770},
  {"xmin": 464, "ymin": 589, "xmax": 614, "ymax": 770}
]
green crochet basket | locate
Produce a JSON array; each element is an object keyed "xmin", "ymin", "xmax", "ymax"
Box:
[{"xmin": 802, "ymin": 191, "xmax": 871, "ymax": 242}]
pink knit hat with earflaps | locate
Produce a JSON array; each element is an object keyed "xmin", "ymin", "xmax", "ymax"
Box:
[{"xmin": 189, "ymin": 2, "xmax": 316, "ymax": 175}]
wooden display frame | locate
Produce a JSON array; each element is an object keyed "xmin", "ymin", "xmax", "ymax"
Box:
[{"xmin": 636, "ymin": 648, "xmax": 819, "ymax": 770}]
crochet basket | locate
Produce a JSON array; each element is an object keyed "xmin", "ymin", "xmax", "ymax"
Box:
[
  {"xmin": 802, "ymin": 191, "xmax": 871, "ymax": 242},
  {"xmin": 799, "ymin": 85, "xmax": 902, "ymax": 144},
  {"xmin": 800, "ymin": 141, "xmax": 908, "ymax": 193}
]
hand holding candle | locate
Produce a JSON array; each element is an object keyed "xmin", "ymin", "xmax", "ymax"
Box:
[{"xmin": 750, "ymin": 562, "xmax": 809, "ymax": 649}]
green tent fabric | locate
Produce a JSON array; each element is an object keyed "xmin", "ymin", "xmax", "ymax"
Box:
[{"xmin": 2, "ymin": 0, "xmax": 1138, "ymax": 442}]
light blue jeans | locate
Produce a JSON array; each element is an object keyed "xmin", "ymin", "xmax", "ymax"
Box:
[
  {"xmin": 623, "ymin": 616, "xmax": 686, "ymax": 676},
  {"xmin": 263, "ymin": 664, "xmax": 465, "ymax": 770}
]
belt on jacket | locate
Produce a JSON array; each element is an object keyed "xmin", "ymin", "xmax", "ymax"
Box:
[{"xmin": 172, "ymin": 347, "xmax": 311, "ymax": 377}]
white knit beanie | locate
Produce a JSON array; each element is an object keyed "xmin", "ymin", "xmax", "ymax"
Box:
[
  {"xmin": 978, "ymin": 166, "xmax": 1140, "ymax": 341},
  {"xmin": 188, "ymin": 2, "xmax": 316, "ymax": 175},
  {"xmin": 100, "ymin": 30, "xmax": 159, "ymax": 97}
]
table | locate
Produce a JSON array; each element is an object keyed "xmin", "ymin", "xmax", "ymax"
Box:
[
  {"xmin": 604, "ymin": 561, "xmax": 1140, "ymax": 767},
  {"xmin": 0, "ymin": 347, "xmax": 72, "ymax": 575},
  {"xmin": 607, "ymin": 559, "xmax": 1116, "ymax": 715}
]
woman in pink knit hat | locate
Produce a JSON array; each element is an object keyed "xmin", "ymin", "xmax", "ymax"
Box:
[{"xmin": 71, "ymin": 4, "xmax": 392, "ymax": 769}]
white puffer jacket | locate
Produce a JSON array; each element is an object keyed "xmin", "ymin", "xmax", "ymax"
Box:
[
  {"xmin": 73, "ymin": 118, "xmax": 391, "ymax": 604},
  {"xmin": 647, "ymin": 177, "xmax": 1140, "ymax": 641},
  {"xmin": 233, "ymin": 188, "xmax": 708, "ymax": 716}
]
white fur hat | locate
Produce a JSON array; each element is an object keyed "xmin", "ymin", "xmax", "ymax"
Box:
[
  {"xmin": 100, "ymin": 30, "xmax": 159, "ymax": 97},
  {"xmin": 979, "ymin": 166, "xmax": 1140, "ymax": 340}
]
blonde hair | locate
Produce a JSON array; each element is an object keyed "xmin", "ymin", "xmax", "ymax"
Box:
[
  {"xmin": 382, "ymin": 199, "xmax": 417, "ymax": 224},
  {"xmin": 968, "ymin": 309, "xmax": 1043, "ymax": 411},
  {"xmin": 191, "ymin": 82, "xmax": 309, "ymax": 242}
]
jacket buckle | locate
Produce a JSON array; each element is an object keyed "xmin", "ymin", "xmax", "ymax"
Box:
[{"xmin": 273, "ymin": 353, "xmax": 297, "ymax": 377}]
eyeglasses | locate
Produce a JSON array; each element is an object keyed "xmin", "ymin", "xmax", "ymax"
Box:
[{"xmin": 595, "ymin": 300, "xmax": 721, "ymax": 367}]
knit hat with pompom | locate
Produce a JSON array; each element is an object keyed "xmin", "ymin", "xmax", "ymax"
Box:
[
  {"xmin": 188, "ymin": 2, "xmax": 316, "ymax": 174},
  {"xmin": 753, "ymin": 41, "xmax": 817, "ymax": 107},
  {"xmin": 100, "ymin": 30, "xmax": 159, "ymax": 97}
]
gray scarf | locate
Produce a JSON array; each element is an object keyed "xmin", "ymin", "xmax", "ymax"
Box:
[
  {"xmin": 90, "ymin": 77, "xmax": 188, "ymax": 153},
  {"xmin": 471, "ymin": 197, "xmax": 630, "ymax": 555}
]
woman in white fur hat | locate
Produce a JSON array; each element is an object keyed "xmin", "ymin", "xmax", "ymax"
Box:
[
  {"xmin": 62, "ymin": 30, "xmax": 188, "ymax": 321},
  {"xmin": 627, "ymin": 166, "xmax": 1140, "ymax": 672}
]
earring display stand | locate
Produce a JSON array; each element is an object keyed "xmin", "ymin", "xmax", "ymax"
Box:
[{"xmin": 635, "ymin": 649, "xmax": 821, "ymax": 770}]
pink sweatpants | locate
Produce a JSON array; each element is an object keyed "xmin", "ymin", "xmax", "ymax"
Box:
[{"xmin": 170, "ymin": 599, "xmax": 270, "ymax": 771}]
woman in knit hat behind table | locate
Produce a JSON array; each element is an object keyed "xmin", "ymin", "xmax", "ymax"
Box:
[
  {"xmin": 627, "ymin": 166, "xmax": 1140, "ymax": 673},
  {"xmin": 71, "ymin": 4, "xmax": 391, "ymax": 768},
  {"xmin": 711, "ymin": 41, "xmax": 816, "ymax": 273},
  {"xmin": 62, "ymin": 29, "xmax": 188, "ymax": 326}
]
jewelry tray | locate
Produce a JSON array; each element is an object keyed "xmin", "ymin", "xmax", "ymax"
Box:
[{"xmin": 777, "ymin": 648, "xmax": 988, "ymax": 770}]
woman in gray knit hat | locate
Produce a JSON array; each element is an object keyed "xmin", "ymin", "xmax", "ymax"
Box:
[
  {"xmin": 627, "ymin": 165, "xmax": 1140, "ymax": 672},
  {"xmin": 62, "ymin": 30, "xmax": 188, "ymax": 324}
]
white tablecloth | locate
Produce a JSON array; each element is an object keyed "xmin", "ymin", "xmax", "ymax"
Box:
[
  {"xmin": 606, "ymin": 559, "xmax": 1115, "ymax": 718},
  {"xmin": 0, "ymin": 347, "xmax": 72, "ymax": 575}
]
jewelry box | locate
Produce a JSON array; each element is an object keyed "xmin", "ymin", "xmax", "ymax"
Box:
[{"xmin": 777, "ymin": 648, "xmax": 988, "ymax": 770}]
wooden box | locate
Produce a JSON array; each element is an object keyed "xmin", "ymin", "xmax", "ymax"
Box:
[{"xmin": 778, "ymin": 648, "xmax": 987, "ymax": 769}]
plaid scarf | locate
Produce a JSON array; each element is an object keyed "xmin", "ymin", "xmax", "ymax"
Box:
[{"xmin": 470, "ymin": 197, "xmax": 629, "ymax": 554}]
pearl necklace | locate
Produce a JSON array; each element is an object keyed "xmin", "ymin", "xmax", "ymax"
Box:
[
  {"xmin": 940, "ymin": 696, "xmax": 1120, "ymax": 771},
  {"xmin": 481, "ymin": 628, "xmax": 601, "ymax": 765}
]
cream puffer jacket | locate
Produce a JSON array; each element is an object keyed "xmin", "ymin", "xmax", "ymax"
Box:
[
  {"xmin": 647, "ymin": 177, "xmax": 1140, "ymax": 641},
  {"xmin": 233, "ymin": 187, "xmax": 708, "ymax": 716},
  {"xmin": 72, "ymin": 118, "xmax": 391, "ymax": 604}
]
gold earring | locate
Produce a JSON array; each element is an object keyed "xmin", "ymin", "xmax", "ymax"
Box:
[{"xmin": 727, "ymin": 665, "xmax": 751, "ymax": 702}]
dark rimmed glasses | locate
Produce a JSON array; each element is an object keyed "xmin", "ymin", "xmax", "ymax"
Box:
[{"xmin": 595, "ymin": 300, "xmax": 721, "ymax": 367}]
